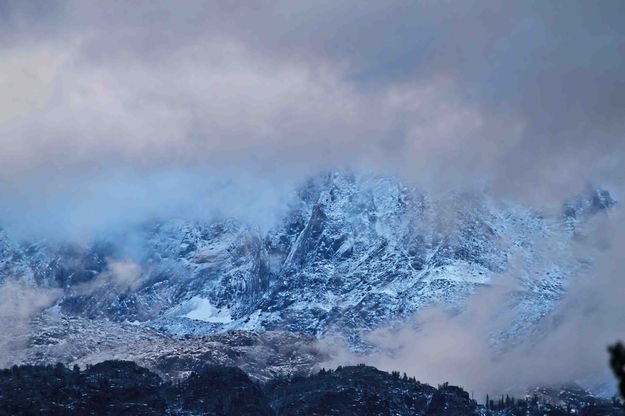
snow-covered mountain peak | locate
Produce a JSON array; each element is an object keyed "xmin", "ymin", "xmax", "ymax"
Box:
[{"xmin": 0, "ymin": 171, "xmax": 616, "ymax": 349}]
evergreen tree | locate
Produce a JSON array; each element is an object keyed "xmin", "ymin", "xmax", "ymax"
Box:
[
  {"xmin": 609, "ymin": 341, "xmax": 625, "ymax": 399},
  {"xmin": 53, "ymin": 362, "xmax": 65, "ymax": 379}
]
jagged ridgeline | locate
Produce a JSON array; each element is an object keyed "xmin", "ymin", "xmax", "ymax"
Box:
[
  {"xmin": 0, "ymin": 361, "xmax": 620, "ymax": 416},
  {"xmin": 0, "ymin": 171, "xmax": 615, "ymax": 348}
]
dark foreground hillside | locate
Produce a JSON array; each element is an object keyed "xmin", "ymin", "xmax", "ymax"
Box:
[
  {"xmin": 0, "ymin": 361, "xmax": 621, "ymax": 416},
  {"xmin": 265, "ymin": 365, "xmax": 476, "ymax": 416}
]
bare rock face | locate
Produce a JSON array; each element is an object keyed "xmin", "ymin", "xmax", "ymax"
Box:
[{"xmin": 25, "ymin": 314, "xmax": 324, "ymax": 382}]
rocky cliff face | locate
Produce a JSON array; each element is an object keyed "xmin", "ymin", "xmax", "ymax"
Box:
[{"xmin": 0, "ymin": 171, "xmax": 615, "ymax": 349}]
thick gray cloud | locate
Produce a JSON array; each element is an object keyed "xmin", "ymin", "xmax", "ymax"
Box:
[{"xmin": 1, "ymin": 0, "xmax": 623, "ymax": 203}]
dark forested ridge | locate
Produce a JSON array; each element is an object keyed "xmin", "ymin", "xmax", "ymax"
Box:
[
  {"xmin": 264, "ymin": 365, "xmax": 476, "ymax": 416},
  {"xmin": 0, "ymin": 361, "xmax": 621, "ymax": 416}
]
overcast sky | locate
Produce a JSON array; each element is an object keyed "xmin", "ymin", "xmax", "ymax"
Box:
[{"xmin": 0, "ymin": 0, "xmax": 624, "ymax": 237}]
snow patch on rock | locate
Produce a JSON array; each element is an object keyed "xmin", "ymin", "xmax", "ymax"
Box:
[{"xmin": 184, "ymin": 296, "xmax": 233, "ymax": 323}]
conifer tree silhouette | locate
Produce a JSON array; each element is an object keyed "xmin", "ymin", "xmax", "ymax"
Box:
[{"xmin": 609, "ymin": 341, "xmax": 625, "ymax": 399}]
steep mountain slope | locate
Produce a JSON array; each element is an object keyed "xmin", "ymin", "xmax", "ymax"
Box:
[{"xmin": 0, "ymin": 171, "xmax": 615, "ymax": 349}]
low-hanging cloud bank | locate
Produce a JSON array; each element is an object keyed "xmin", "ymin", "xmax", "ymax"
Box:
[
  {"xmin": 0, "ymin": 1, "xmax": 624, "ymax": 230},
  {"xmin": 0, "ymin": 38, "xmax": 521, "ymax": 190},
  {"xmin": 0, "ymin": 167, "xmax": 299, "ymax": 241}
]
